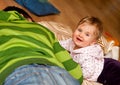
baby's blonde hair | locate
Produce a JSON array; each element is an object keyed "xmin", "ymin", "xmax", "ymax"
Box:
[{"xmin": 77, "ymin": 16, "xmax": 103, "ymax": 40}]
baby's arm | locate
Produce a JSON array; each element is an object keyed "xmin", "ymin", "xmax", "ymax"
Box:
[
  {"xmin": 59, "ymin": 38, "xmax": 72, "ymax": 51},
  {"xmin": 73, "ymin": 53, "xmax": 96, "ymax": 80}
]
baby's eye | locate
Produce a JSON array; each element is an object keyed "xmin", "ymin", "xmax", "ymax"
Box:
[
  {"xmin": 86, "ymin": 33, "xmax": 90, "ymax": 36},
  {"xmin": 78, "ymin": 28, "xmax": 82, "ymax": 32}
]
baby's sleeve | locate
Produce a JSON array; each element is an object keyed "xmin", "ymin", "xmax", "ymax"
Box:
[
  {"xmin": 73, "ymin": 53, "xmax": 95, "ymax": 79},
  {"xmin": 59, "ymin": 38, "xmax": 72, "ymax": 51}
]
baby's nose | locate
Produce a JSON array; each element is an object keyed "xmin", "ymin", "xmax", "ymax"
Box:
[{"xmin": 79, "ymin": 33, "xmax": 83, "ymax": 37}]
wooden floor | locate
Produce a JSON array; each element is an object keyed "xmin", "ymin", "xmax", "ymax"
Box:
[{"xmin": 0, "ymin": 0, "xmax": 120, "ymax": 56}]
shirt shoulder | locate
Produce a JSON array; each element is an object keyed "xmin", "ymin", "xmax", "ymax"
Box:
[
  {"xmin": 73, "ymin": 44, "xmax": 104, "ymax": 58},
  {"xmin": 59, "ymin": 38, "xmax": 74, "ymax": 51}
]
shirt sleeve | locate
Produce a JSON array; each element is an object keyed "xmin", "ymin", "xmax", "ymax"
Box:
[
  {"xmin": 59, "ymin": 38, "xmax": 72, "ymax": 51},
  {"xmin": 72, "ymin": 45, "xmax": 104, "ymax": 80},
  {"xmin": 73, "ymin": 53, "xmax": 95, "ymax": 79}
]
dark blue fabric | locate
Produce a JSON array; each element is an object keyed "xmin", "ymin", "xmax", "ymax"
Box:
[
  {"xmin": 15, "ymin": 0, "xmax": 60, "ymax": 16},
  {"xmin": 97, "ymin": 58, "xmax": 120, "ymax": 85},
  {"xmin": 15, "ymin": 0, "xmax": 24, "ymax": 6}
]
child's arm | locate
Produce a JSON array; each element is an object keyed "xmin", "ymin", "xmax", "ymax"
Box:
[
  {"xmin": 59, "ymin": 38, "xmax": 72, "ymax": 51},
  {"xmin": 72, "ymin": 45, "xmax": 104, "ymax": 81},
  {"xmin": 73, "ymin": 53, "xmax": 95, "ymax": 80}
]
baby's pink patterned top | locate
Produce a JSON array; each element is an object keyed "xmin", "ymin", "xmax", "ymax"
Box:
[{"xmin": 59, "ymin": 38, "xmax": 104, "ymax": 81}]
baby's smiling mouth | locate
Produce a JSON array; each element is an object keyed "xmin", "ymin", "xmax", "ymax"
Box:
[{"xmin": 76, "ymin": 37, "xmax": 82, "ymax": 42}]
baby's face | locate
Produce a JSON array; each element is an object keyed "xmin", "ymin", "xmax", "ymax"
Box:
[{"xmin": 72, "ymin": 23, "xmax": 97, "ymax": 49}]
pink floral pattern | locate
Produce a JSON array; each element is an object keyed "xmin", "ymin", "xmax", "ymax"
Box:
[{"xmin": 59, "ymin": 38, "xmax": 104, "ymax": 81}]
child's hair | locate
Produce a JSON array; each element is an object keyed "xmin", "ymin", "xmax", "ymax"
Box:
[
  {"xmin": 3, "ymin": 6, "xmax": 34, "ymax": 22},
  {"xmin": 77, "ymin": 16, "xmax": 103, "ymax": 40}
]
